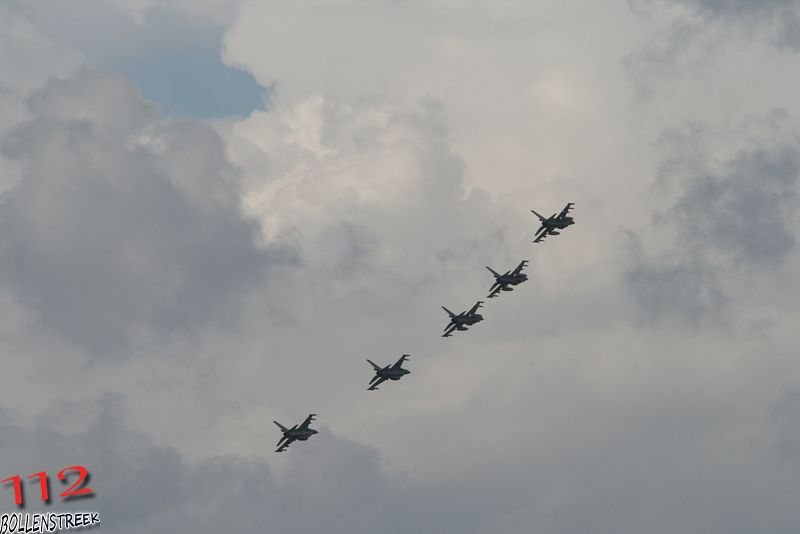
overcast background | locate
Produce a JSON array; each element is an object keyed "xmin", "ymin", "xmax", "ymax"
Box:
[{"xmin": 1, "ymin": 1, "xmax": 800, "ymax": 532}]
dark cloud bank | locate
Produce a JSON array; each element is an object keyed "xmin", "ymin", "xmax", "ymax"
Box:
[
  {"xmin": 627, "ymin": 0, "xmax": 800, "ymax": 93},
  {"xmin": 665, "ymin": 0, "xmax": 800, "ymax": 51},
  {"xmin": 623, "ymin": 111, "xmax": 800, "ymax": 323},
  {"xmin": 0, "ymin": 70, "xmax": 286, "ymax": 352}
]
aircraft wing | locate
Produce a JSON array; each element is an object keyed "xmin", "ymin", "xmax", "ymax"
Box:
[
  {"xmin": 533, "ymin": 228, "xmax": 550, "ymax": 243},
  {"xmin": 466, "ymin": 301, "xmax": 483, "ymax": 316},
  {"xmin": 487, "ymin": 283, "xmax": 504, "ymax": 298},
  {"xmin": 511, "ymin": 260, "xmax": 528, "ymax": 276},
  {"xmin": 275, "ymin": 436, "xmax": 295, "ymax": 453},
  {"xmin": 557, "ymin": 202, "xmax": 574, "ymax": 219},
  {"xmin": 368, "ymin": 375, "xmax": 388, "ymax": 390},
  {"xmin": 391, "ymin": 354, "xmax": 409, "ymax": 369},
  {"xmin": 299, "ymin": 414, "xmax": 317, "ymax": 430},
  {"xmin": 442, "ymin": 323, "xmax": 458, "ymax": 337}
]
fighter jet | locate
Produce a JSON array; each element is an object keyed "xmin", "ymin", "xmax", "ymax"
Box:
[
  {"xmin": 366, "ymin": 354, "xmax": 410, "ymax": 391},
  {"xmin": 531, "ymin": 202, "xmax": 575, "ymax": 243},
  {"xmin": 486, "ymin": 260, "xmax": 529, "ymax": 298},
  {"xmin": 273, "ymin": 414, "xmax": 318, "ymax": 453},
  {"xmin": 442, "ymin": 301, "xmax": 484, "ymax": 337}
]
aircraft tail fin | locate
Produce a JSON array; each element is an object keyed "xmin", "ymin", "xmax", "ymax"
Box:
[
  {"xmin": 367, "ymin": 359, "xmax": 381, "ymax": 371},
  {"xmin": 530, "ymin": 209, "xmax": 546, "ymax": 222},
  {"xmin": 273, "ymin": 421, "xmax": 288, "ymax": 432}
]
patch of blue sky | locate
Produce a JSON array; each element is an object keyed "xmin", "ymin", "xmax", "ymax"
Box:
[
  {"xmin": 114, "ymin": 32, "xmax": 266, "ymax": 119},
  {"xmin": 21, "ymin": 2, "xmax": 266, "ymax": 118}
]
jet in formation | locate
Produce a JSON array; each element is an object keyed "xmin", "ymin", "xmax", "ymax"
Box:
[
  {"xmin": 273, "ymin": 414, "xmax": 318, "ymax": 452},
  {"xmin": 442, "ymin": 301, "xmax": 484, "ymax": 337},
  {"xmin": 486, "ymin": 260, "xmax": 529, "ymax": 298},
  {"xmin": 366, "ymin": 354, "xmax": 410, "ymax": 390},
  {"xmin": 531, "ymin": 202, "xmax": 575, "ymax": 243}
]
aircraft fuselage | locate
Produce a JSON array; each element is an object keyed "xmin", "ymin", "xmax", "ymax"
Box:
[
  {"xmin": 546, "ymin": 217, "xmax": 574, "ymax": 230},
  {"xmin": 286, "ymin": 429, "xmax": 317, "ymax": 441},
  {"xmin": 377, "ymin": 368, "xmax": 410, "ymax": 380},
  {"xmin": 455, "ymin": 314, "xmax": 482, "ymax": 326},
  {"xmin": 497, "ymin": 273, "xmax": 528, "ymax": 285}
]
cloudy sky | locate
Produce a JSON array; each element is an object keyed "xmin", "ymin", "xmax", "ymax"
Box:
[{"xmin": 1, "ymin": 1, "xmax": 800, "ymax": 532}]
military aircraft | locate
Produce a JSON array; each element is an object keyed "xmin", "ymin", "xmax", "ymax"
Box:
[
  {"xmin": 442, "ymin": 301, "xmax": 484, "ymax": 337},
  {"xmin": 273, "ymin": 414, "xmax": 318, "ymax": 452},
  {"xmin": 366, "ymin": 354, "xmax": 410, "ymax": 390},
  {"xmin": 531, "ymin": 202, "xmax": 575, "ymax": 243},
  {"xmin": 486, "ymin": 260, "xmax": 529, "ymax": 298}
]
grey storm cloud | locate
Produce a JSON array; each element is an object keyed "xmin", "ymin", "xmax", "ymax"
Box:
[
  {"xmin": 0, "ymin": 398, "xmax": 515, "ymax": 534},
  {"xmin": 623, "ymin": 112, "xmax": 800, "ymax": 322},
  {"xmin": 0, "ymin": 397, "xmax": 288, "ymax": 533},
  {"xmin": 627, "ymin": 0, "xmax": 800, "ymax": 93},
  {"xmin": 674, "ymin": 0, "xmax": 800, "ymax": 15},
  {"xmin": 659, "ymin": 122, "xmax": 800, "ymax": 266},
  {"xmin": 664, "ymin": 0, "xmax": 800, "ymax": 51},
  {"xmin": 623, "ymin": 229, "xmax": 728, "ymax": 323},
  {"xmin": 771, "ymin": 387, "xmax": 800, "ymax": 463},
  {"xmin": 0, "ymin": 69, "xmax": 287, "ymax": 352}
]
